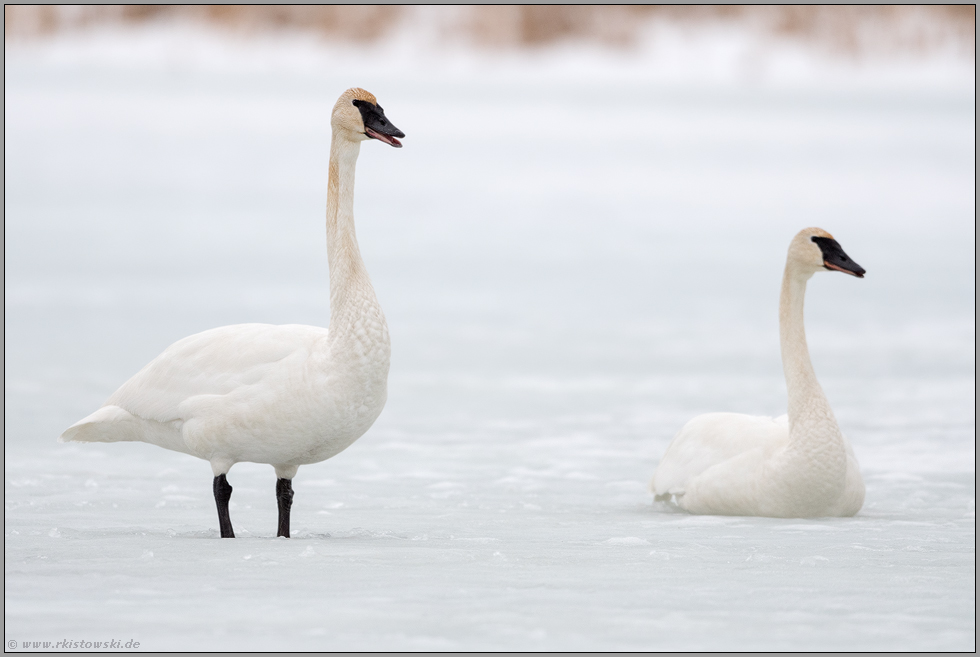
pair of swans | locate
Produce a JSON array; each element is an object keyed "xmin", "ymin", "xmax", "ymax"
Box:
[{"xmin": 61, "ymin": 88, "xmax": 867, "ymax": 536}]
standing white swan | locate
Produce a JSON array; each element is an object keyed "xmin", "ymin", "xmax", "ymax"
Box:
[
  {"xmin": 60, "ymin": 88, "xmax": 405, "ymax": 538},
  {"xmin": 651, "ymin": 228, "xmax": 866, "ymax": 518}
]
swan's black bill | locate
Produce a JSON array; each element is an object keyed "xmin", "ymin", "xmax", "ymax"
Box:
[
  {"xmin": 811, "ymin": 236, "xmax": 865, "ymax": 278},
  {"xmin": 353, "ymin": 99, "xmax": 405, "ymax": 148}
]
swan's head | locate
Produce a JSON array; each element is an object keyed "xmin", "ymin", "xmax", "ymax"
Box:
[
  {"xmin": 789, "ymin": 227, "xmax": 866, "ymax": 278},
  {"xmin": 331, "ymin": 88, "xmax": 405, "ymax": 148}
]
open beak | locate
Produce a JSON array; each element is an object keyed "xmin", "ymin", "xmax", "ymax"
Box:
[
  {"xmin": 812, "ymin": 236, "xmax": 865, "ymax": 278},
  {"xmin": 365, "ymin": 126, "xmax": 403, "ymax": 148}
]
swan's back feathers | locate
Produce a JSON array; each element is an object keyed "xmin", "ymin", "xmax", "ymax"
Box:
[
  {"xmin": 59, "ymin": 324, "xmax": 332, "ymax": 451},
  {"xmin": 106, "ymin": 323, "xmax": 328, "ymax": 424},
  {"xmin": 651, "ymin": 412, "xmax": 788, "ymax": 497}
]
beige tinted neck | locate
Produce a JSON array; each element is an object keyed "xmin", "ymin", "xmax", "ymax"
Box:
[
  {"xmin": 325, "ymin": 134, "xmax": 379, "ymax": 337},
  {"xmin": 778, "ymin": 260, "xmax": 836, "ymax": 441}
]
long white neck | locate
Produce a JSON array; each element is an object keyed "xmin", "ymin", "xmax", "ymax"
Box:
[
  {"xmin": 324, "ymin": 135, "xmax": 390, "ymax": 370},
  {"xmin": 778, "ymin": 262, "xmax": 842, "ymax": 455}
]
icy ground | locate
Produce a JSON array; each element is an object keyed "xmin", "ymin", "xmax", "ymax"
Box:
[{"xmin": 5, "ymin": 28, "xmax": 976, "ymax": 651}]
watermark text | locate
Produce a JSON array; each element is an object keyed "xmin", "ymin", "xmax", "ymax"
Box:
[{"xmin": 7, "ymin": 639, "xmax": 141, "ymax": 650}]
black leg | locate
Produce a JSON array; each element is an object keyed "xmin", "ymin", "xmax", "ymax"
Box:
[
  {"xmin": 277, "ymin": 478, "xmax": 294, "ymax": 538},
  {"xmin": 213, "ymin": 474, "xmax": 235, "ymax": 538}
]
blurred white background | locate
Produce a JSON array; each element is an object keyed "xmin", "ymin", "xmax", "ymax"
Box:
[{"xmin": 5, "ymin": 6, "xmax": 975, "ymax": 651}]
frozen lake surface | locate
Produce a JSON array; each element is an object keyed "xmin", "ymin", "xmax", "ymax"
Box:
[{"xmin": 5, "ymin": 29, "xmax": 975, "ymax": 651}]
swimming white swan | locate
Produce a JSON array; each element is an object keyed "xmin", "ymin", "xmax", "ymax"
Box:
[
  {"xmin": 651, "ymin": 228, "xmax": 866, "ymax": 518},
  {"xmin": 61, "ymin": 87, "xmax": 405, "ymax": 538}
]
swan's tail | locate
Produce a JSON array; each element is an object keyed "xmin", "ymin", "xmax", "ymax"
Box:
[{"xmin": 59, "ymin": 405, "xmax": 143, "ymax": 444}]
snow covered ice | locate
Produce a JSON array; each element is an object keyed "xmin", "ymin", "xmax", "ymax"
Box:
[{"xmin": 4, "ymin": 26, "xmax": 976, "ymax": 651}]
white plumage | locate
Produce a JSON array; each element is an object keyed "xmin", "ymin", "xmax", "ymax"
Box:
[
  {"xmin": 651, "ymin": 227, "xmax": 866, "ymax": 518},
  {"xmin": 62, "ymin": 324, "xmax": 382, "ymax": 475},
  {"xmin": 61, "ymin": 87, "xmax": 405, "ymax": 537}
]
